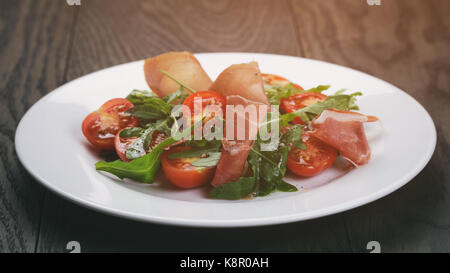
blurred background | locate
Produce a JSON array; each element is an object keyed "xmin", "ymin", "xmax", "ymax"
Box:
[{"xmin": 1, "ymin": 0, "xmax": 449, "ymax": 252}]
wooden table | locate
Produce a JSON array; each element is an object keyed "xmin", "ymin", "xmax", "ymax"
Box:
[{"xmin": 1, "ymin": 0, "xmax": 449, "ymax": 253}]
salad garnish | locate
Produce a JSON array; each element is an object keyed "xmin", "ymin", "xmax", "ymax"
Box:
[{"xmin": 81, "ymin": 51, "xmax": 380, "ymax": 200}]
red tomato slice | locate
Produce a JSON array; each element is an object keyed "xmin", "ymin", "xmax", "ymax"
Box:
[
  {"xmin": 82, "ymin": 98, "xmax": 139, "ymax": 150},
  {"xmin": 261, "ymin": 73, "xmax": 303, "ymax": 90},
  {"xmin": 281, "ymin": 92, "xmax": 327, "ymax": 125},
  {"xmin": 182, "ymin": 91, "xmax": 226, "ymax": 123},
  {"xmin": 287, "ymin": 133, "xmax": 338, "ymax": 177},
  {"xmin": 161, "ymin": 146, "xmax": 216, "ymax": 189},
  {"xmin": 114, "ymin": 128, "xmax": 167, "ymax": 162}
]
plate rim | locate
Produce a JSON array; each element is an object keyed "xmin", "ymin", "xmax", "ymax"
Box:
[{"xmin": 14, "ymin": 52, "xmax": 437, "ymax": 227}]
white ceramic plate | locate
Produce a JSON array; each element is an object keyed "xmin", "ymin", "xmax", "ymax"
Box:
[{"xmin": 15, "ymin": 53, "xmax": 436, "ymax": 227}]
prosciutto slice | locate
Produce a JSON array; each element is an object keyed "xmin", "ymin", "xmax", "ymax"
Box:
[
  {"xmin": 209, "ymin": 62, "xmax": 269, "ymax": 105},
  {"xmin": 310, "ymin": 109, "xmax": 373, "ymax": 166},
  {"xmin": 209, "ymin": 62, "xmax": 269, "ymax": 186},
  {"xmin": 143, "ymin": 51, "xmax": 212, "ymax": 97}
]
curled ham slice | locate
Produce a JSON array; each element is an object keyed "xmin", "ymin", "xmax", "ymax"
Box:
[
  {"xmin": 209, "ymin": 62, "xmax": 269, "ymax": 105},
  {"xmin": 211, "ymin": 95, "xmax": 267, "ymax": 186},
  {"xmin": 143, "ymin": 51, "xmax": 212, "ymax": 98},
  {"xmin": 209, "ymin": 62, "xmax": 269, "ymax": 186},
  {"xmin": 310, "ymin": 109, "xmax": 375, "ymax": 166}
]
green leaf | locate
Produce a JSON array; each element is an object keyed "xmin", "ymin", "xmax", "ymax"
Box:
[
  {"xmin": 125, "ymin": 89, "xmax": 174, "ymax": 126},
  {"xmin": 128, "ymin": 105, "xmax": 167, "ymax": 120},
  {"xmin": 277, "ymin": 180, "xmax": 298, "ymax": 192},
  {"xmin": 265, "ymin": 84, "xmax": 330, "ymax": 105},
  {"xmin": 281, "ymin": 92, "xmax": 362, "ymax": 126},
  {"xmin": 265, "ymin": 83, "xmax": 300, "ymax": 105},
  {"xmin": 122, "ymin": 119, "xmax": 171, "ymax": 160},
  {"xmin": 281, "ymin": 125, "xmax": 305, "ymax": 150},
  {"xmin": 163, "ymin": 87, "xmax": 188, "ymax": 104},
  {"xmin": 257, "ymin": 146, "xmax": 289, "ymax": 196},
  {"xmin": 119, "ymin": 127, "xmax": 145, "ymax": 138},
  {"xmin": 191, "ymin": 152, "xmax": 221, "ymax": 167},
  {"xmin": 95, "ymin": 137, "xmax": 177, "ymax": 183},
  {"xmin": 125, "ymin": 127, "xmax": 154, "ymax": 160},
  {"xmin": 304, "ymin": 85, "xmax": 330, "ymax": 93},
  {"xmin": 125, "ymin": 89, "xmax": 156, "ymax": 104},
  {"xmin": 209, "ymin": 177, "xmax": 256, "ymax": 200}
]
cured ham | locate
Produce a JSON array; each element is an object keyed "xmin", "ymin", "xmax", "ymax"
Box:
[
  {"xmin": 209, "ymin": 62, "xmax": 269, "ymax": 186},
  {"xmin": 144, "ymin": 51, "xmax": 212, "ymax": 98},
  {"xmin": 209, "ymin": 62, "xmax": 269, "ymax": 105},
  {"xmin": 310, "ymin": 109, "xmax": 374, "ymax": 166},
  {"xmin": 211, "ymin": 95, "xmax": 267, "ymax": 186}
]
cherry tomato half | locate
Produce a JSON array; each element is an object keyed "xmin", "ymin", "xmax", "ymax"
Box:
[
  {"xmin": 114, "ymin": 128, "xmax": 167, "ymax": 162},
  {"xmin": 287, "ymin": 133, "xmax": 338, "ymax": 177},
  {"xmin": 161, "ymin": 146, "xmax": 216, "ymax": 189},
  {"xmin": 82, "ymin": 98, "xmax": 139, "ymax": 150},
  {"xmin": 261, "ymin": 73, "xmax": 303, "ymax": 90},
  {"xmin": 182, "ymin": 91, "xmax": 226, "ymax": 123},
  {"xmin": 281, "ymin": 92, "xmax": 327, "ymax": 125}
]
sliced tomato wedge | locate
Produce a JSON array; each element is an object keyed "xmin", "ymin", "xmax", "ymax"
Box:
[
  {"xmin": 281, "ymin": 92, "xmax": 327, "ymax": 125},
  {"xmin": 261, "ymin": 73, "xmax": 303, "ymax": 90},
  {"xmin": 182, "ymin": 91, "xmax": 226, "ymax": 123},
  {"xmin": 114, "ymin": 128, "xmax": 167, "ymax": 162},
  {"xmin": 161, "ymin": 146, "xmax": 216, "ymax": 189},
  {"xmin": 82, "ymin": 98, "xmax": 139, "ymax": 150},
  {"xmin": 287, "ymin": 133, "xmax": 338, "ymax": 177}
]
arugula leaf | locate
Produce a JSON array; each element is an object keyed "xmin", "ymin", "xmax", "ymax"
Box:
[
  {"xmin": 191, "ymin": 152, "xmax": 221, "ymax": 167},
  {"xmin": 281, "ymin": 92, "xmax": 362, "ymax": 126},
  {"xmin": 163, "ymin": 87, "xmax": 188, "ymax": 104},
  {"xmin": 265, "ymin": 83, "xmax": 300, "ymax": 105},
  {"xmin": 277, "ymin": 180, "xmax": 298, "ymax": 192},
  {"xmin": 119, "ymin": 119, "xmax": 172, "ymax": 161},
  {"xmin": 95, "ymin": 137, "xmax": 177, "ymax": 183},
  {"xmin": 125, "ymin": 89, "xmax": 174, "ymax": 126},
  {"xmin": 119, "ymin": 127, "xmax": 145, "ymax": 138},
  {"xmin": 125, "ymin": 127, "xmax": 154, "ymax": 160},
  {"xmin": 126, "ymin": 89, "xmax": 157, "ymax": 104},
  {"xmin": 265, "ymin": 84, "xmax": 330, "ymax": 105},
  {"xmin": 209, "ymin": 177, "xmax": 256, "ymax": 200},
  {"xmin": 305, "ymin": 85, "xmax": 330, "ymax": 93},
  {"xmin": 168, "ymin": 141, "xmax": 222, "ymax": 167},
  {"xmin": 128, "ymin": 107, "xmax": 168, "ymax": 120},
  {"xmin": 257, "ymin": 145, "xmax": 289, "ymax": 196},
  {"xmin": 280, "ymin": 124, "xmax": 305, "ymax": 150}
]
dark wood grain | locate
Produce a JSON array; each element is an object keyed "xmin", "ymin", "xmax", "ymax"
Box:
[
  {"xmin": 0, "ymin": 0, "xmax": 75, "ymax": 252},
  {"xmin": 288, "ymin": 0, "xmax": 450, "ymax": 252},
  {"xmin": 65, "ymin": 0, "xmax": 302, "ymax": 80},
  {"xmin": 2, "ymin": 0, "xmax": 449, "ymax": 253}
]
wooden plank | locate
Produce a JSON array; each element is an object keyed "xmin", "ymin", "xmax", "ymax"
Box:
[
  {"xmin": 65, "ymin": 0, "xmax": 302, "ymax": 79},
  {"xmin": 36, "ymin": 0, "xmax": 357, "ymax": 253},
  {"xmin": 289, "ymin": 0, "xmax": 450, "ymax": 252},
  {"xmin": 0, "ymin": 0, "xmax": 75, "ymax": 252}
]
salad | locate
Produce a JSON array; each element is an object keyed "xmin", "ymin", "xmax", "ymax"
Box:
[{"xmin": 81, "ymin": 51, "xmax": 379, "ymax": 200}]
